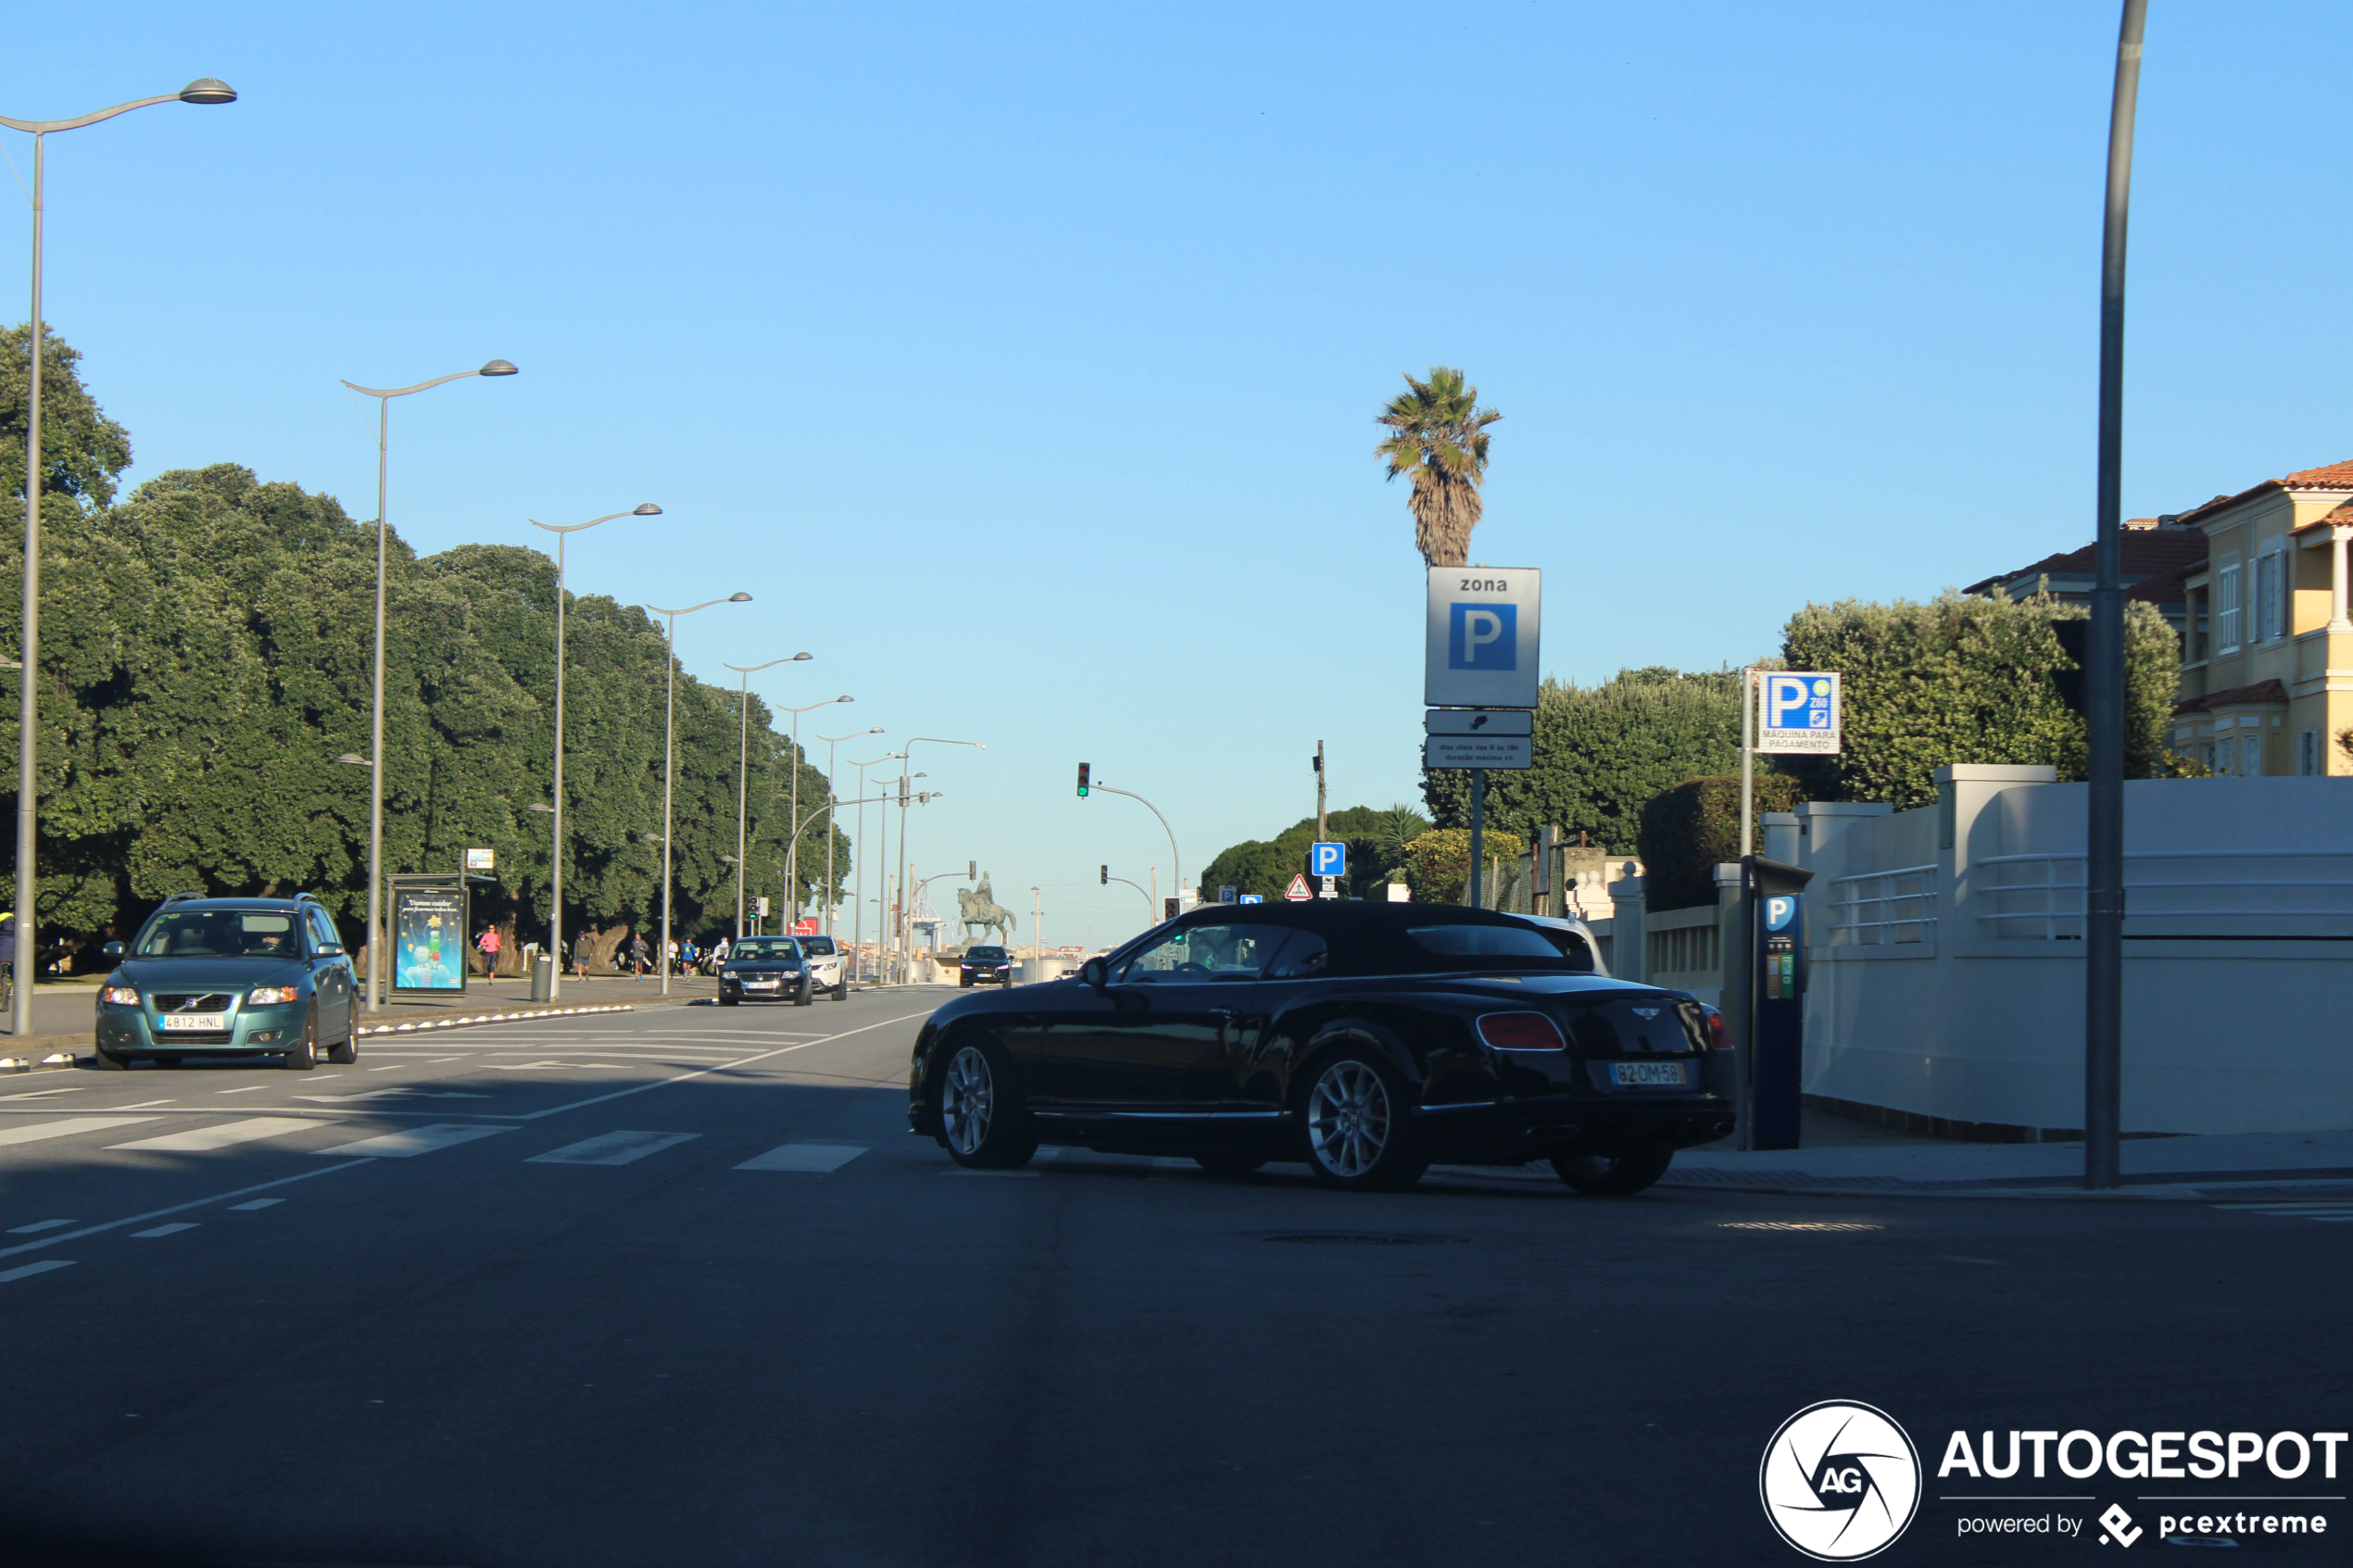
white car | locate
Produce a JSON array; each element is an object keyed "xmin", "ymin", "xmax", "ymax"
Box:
[
  {"xmin": 795, "ymin": 934, "xmax": 849, "ymax": 1000},
  {"xmin": 1506, "ymin": 913, "xmax": 1612, "ymax": 976}
]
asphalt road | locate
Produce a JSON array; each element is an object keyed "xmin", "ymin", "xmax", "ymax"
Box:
[{"xmin": 0, "ymin": 990, "xmax": 2343, "ymax": 1567}]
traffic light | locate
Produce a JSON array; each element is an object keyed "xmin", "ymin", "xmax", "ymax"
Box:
[
  {"xmin": 1076, "ymin": 761, "xmax": 1090, "ymax": 797},
  {"xmin": 1164, "ymin": 897, "xmax": 1179, "ymax": 919},
  {"xmin": 1100, "ymin": 865, "xmax": 1108, "ymax": 885}
]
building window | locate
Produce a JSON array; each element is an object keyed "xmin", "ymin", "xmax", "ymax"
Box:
[
  {"xmin": 2300, "ymin": 730, "xmax": 2321, "ymax": 775},
  {"xmin": 2209, "ymin": 740, "xmax": 2229, "ymax": 775},
  {"xmin": 2243, "ymin": 735, "xmax": 2263, "ymax": 777},
  {"xmin": 2216, "ymin": 558, "xmax": 2242, "ymax": 652},
  {"xmin": 2257, "ymin": 547, "xmax": 2286, "ymax": 643}
]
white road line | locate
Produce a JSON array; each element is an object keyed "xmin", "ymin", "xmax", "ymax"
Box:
[
  {"xmin": 0, "ymin": 1086, "xmax": 84, "ymax": 1100},
  {"xmin": 366, "ymin": 1064, "xmax": 405, "ymax": 1072},
  {"xmin": 213, "ymin": 1085, "xmax": 268, "ymax": 1096},
  {"xmin": 0, "ymin": 1260, "xmax": 74, "ymax": 1283},
  {"xmin": 734, "ymin": 1143, "xmax": 867, "ymax": 1173},
  {"xmin": 116, "ymin": 1099, "xmax": 175, "ymax": 1110},
  {"xmin": 227, "ymin": 1198, "xmax": 283, "ymax": 1211},
  {"xmin": 129, "ymin": 1223, "xmax": 198, "ymax": 1239},
  {"xmin": 0, "ymin": 1116, "xmax": 162, "ymax": 1148},
  {"xmin": 314, "ymin": 1123, "xmax": 512, "ymax": 1159},
  {"xmin": 108, "ymin": 1117, "xmax": 328, "ymax": 1153},
  {"xmin": 0, "ymin": 1160, "xmax": 374, "ymax": 1262},
  {"xmin": 1151, "ymin": 1157, "xmax": 1194, "ymax": 1173},
  {"xmin": 7, "ymin": 1219, "xmax": 74, "ymax": 1234},
  {"xmin": 528, "ymin": 1131, "xmax": 701, "ymax": 1166},
  {"xmin": 513, "ymin": 1011, "xmax": 937, "ymax": 1123}
]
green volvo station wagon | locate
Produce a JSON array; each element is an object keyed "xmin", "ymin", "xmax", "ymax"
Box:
[{"xmin": 94, "ymin": 894, "xmax": 359, "ymax": 1071}]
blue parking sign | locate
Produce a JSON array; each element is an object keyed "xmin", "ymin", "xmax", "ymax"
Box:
[
  {"xmin": 1756, "ymin": 671, "xmax": 1842, "ymax": 756},
  {"xmin": 1310, "ymin": 841, "xmax": 1346, "ymax": 878},
  {"xmin": 1238, "ymin": 893, "xmax": 1264, "ymax": 905}
]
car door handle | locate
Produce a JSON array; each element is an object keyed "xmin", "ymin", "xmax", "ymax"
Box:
[{"xmin": 1208, "ymin": 1009, "xmax": 1233, "ymax": 1022}]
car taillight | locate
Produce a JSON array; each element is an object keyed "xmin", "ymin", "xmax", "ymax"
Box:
[
  {"xmin": 1701, "ymin": 1005, "xmax": 1730, "ymax": 1049},
  {"xmin": 1476, "ymin": 1011, "xmax": 1567, "ymax": 1052}
]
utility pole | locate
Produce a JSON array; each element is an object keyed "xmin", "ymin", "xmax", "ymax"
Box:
[{"xmin": 1314, "ymin": 740, "xmax": 1327, "ymax": 843}]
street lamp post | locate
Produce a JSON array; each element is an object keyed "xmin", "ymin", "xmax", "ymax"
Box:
[
  {"xmin": 3, "ymin": 78, "xmax": 236, "ymax": 1035},
  {"xmin": 816, "ymin": 727, "xmax": 882, "ymax": 938},
  {"xmin": 530, "ymin": 505, "xmax": 662, "ymax": 1000},
  {"xmin": 849, "ymin": 752, "xmax": 900, "ymax": 982},
  {"xmin": 898, "ymin": 738, "xmax": 982, "ymax": 984},
  {"xmin": 774, "ymin": 696, "xmax": 853, "ymax": 932},
  {"xmin": 339, "ymin": 359, "xmax": 520, "ymax": 1010},
  {"xmin": 643, "ymin": 593, "xmax": 751, "ymax": 994},
  {"xmin": 1088, "ymin": 779, "xmax": 1183, "ymax": 920},
  {"xmin": 721, "ymin": 656, "xmax": 812, "ymax": 940}
]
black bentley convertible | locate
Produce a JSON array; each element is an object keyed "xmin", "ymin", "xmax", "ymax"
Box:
[{"xmin": 906, "ymin": 900, "xmax": 1733, "ymax": 1195}]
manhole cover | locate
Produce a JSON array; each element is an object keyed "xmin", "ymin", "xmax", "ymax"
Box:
[
  {"xmin": 1261, "ymin": 1233, "xmax": 1463, "ymax": 1246},
  {"xmin": 1718, "ymin": 1221, "xmax": 1884, "ymax": 1233}
]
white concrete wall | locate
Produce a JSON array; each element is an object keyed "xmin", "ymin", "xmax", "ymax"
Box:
[{"xmin": 1801, "ymin": 771, "xmax": 2353, "ymax": 1135}]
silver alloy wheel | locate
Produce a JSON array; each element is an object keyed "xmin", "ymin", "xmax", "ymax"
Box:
[
  {"xmin": 942, "ymin": 1044, "xmax": 994, "ymax": 1156},
  {"xmin": 1306, "ymin": 1060, "xmax": 1390, "ymax": 1178}
]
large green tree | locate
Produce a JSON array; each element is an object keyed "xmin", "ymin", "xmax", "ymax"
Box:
[
  {"xmin": 1421, "ymin": 667, "xmax": 1750, "ymax": 850},
  {"xmin": 0, "ymin": 330, "xmax": 848, "ymax": 967},
  {"xmin": 1375, "ymin": 367, "xmax": 1502, "ymax": 568},
  {"xmin": 1777, "ymin": 591, "xmax": 2179, "ymax": 809},
  {"xmin": 1198, "ymin": 803, "xmax": 1430, "ymax": 902}
]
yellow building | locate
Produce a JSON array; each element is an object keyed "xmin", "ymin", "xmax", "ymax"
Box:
[{"xmin": 2171, "ymin": 458, "xmax": 2353, "ymax": 776}]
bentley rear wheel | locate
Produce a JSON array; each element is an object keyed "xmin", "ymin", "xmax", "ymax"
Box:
[{"xmin": 1300, "ymin": 1049, "xmax": 1425, "ymax": 1192}]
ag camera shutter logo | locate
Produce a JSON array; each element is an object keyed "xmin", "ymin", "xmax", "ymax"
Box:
[{"xmin": 1760, "ymin": 1400, "xmax": 1921, "ymax": 1561}]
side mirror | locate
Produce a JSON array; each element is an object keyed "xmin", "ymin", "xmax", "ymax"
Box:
[
  {"xmin": 101, "ymin": 941, "xmax": 125, "ymax": 960},
  {"xmin": 318, "ymin": 945, "xmax": 346, "ymax": 958},
  {"xmin": 1079, "ymin": 957, "xmax": 1107, "ymax": 989}
]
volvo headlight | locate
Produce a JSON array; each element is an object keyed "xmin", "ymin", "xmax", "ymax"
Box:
[
  {"xmin": 246, "ymin": 985, "xmax": 300, "ymax": 1006},
  {"xmin": 103, "ymin": 985, "xmax": 139, "ymax": 1006}
]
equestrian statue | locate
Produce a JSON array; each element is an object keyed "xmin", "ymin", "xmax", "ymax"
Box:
[{"xmin": 957, "ymin": 874, "xmax": 1017, "ymax": 947}]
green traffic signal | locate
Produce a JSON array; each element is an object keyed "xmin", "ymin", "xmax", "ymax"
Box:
[{"xmin": 1076, "ymin": 761, "xmax": 1090, "ymax": 797}]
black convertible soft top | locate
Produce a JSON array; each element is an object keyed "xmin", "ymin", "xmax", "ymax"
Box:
[{"xmin": 1142, "ymin": 900, "xmax": 1594, "ymax": 978}]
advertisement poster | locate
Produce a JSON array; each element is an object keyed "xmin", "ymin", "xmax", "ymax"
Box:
[{"xmin": 392, "ymin": 885, "xmax": 466, "ymax": 994}]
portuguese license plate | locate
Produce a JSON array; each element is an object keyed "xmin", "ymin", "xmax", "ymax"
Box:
[
  {"xmin": 745, "ymin": 980, "xmax": 778, "ymax": 989},
  {"xmin": 160, "ymin": 1013, "xmax": 227, "ymax": 1032},
  {"xmin": 1608, "ymin": 1060, "xmax": 1688, "ymax": 1087}
]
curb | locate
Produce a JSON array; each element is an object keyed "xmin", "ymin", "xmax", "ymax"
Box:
[
  {"xmin": 1660, "ymin": 1171, "xmax": 2353, "ymax": 1202},
  {"xmin": 355, "ymin": 1004, "xmax": 634, "ymax": 1037}
]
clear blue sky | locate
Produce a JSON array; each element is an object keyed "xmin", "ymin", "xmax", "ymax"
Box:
[{"xmin": 6, "ymin": 3, "xmax": 2350, "ymax": 950}]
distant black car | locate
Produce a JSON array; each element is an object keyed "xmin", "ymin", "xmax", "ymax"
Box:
[
  {"xmin": 719, "ymin": 936, "xmax": 813, "ymax": 1007},
  {"xmin": 907, "ymin": 901, "xmax": 1731, "ymax": 1195},
  {"xmin": 958, "ymin": 945, "xmax": 1013, "ymax": 988}
]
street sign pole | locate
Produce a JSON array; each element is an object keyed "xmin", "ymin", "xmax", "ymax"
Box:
[
  {"xmin": 1468, "ymin": 768, "xmax": 1486, "ymax": 909},
  {"xmin": 1740, "ymin": 666, "xmax": 1757, "ymax": 859}
]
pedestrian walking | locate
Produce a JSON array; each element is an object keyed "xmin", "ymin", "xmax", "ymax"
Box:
[
  {"xmin": 477, "ymin": 924, "xmax": 502, "ymax": 978},
  {"xmin": 629, "ymin": 931, "xmax": 649, "ymax": 980}
]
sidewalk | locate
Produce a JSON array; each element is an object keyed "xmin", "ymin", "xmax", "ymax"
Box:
[{"xmin": 1667, "ymin": 1110, "xmax": 2353, "ymax": 1200}]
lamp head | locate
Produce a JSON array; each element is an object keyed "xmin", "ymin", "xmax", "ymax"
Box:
[
  {"xmin": 179, "ymin": 79, "xmax": 237, "ymax": 105},
  {"xmin": 836, "ymin": 695, "xmax": 853, "ymax": 704},
  {"xmin": 792, "ymin": 652, "xmax": 812, "ymax": 661},
  {"xmin": 728, "ymin": 592, "xmax": 753, "ymax": 603},
  {"xmin": 632, "ymin": 503, "xmax": 662, "ymax": 516},
  {"xmin": 478, "ymin": 359, "xmax": 519, "ymax": 377},
  {"xmin": 527, "ymin": 803, "xmax": 554, "ymax": 814},
  {"xmin": 333, "ymin": 753, "xmax": 370, "ymax": 766}
]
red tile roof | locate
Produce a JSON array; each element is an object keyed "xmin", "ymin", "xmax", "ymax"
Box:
[
  {"xmin": 2290, "ymin": 499, "xmax": 2353, "ymax": 537},
  {"xmin": 1964, "ymin": 531, "xmax": 2208, "ymax": 601},
  {"xmin": 2172, "ymin": 678, "xmax": 2290, "ymax": 716},
  {"xmin": 2176, "ymin": 458, "xmax": 2353, "ymax": 528}
]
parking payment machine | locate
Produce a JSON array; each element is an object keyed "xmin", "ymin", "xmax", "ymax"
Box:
[{"xmin": 1743, "ymin": 856, "xmax": 1813, "ymax": 1151}]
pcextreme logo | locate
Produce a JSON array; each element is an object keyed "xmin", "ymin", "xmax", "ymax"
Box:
[{"xmin": 1760, "ymin": 1400, "xmax": 1923, "ymax": 1561}]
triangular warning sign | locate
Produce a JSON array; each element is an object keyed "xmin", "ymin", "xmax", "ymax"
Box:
[{"xmin": 1283, "ymin": 873, "xmax": 1314, "ymax": 901}]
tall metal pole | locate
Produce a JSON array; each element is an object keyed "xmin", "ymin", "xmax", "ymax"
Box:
[
  {"xmin": 1088, "ymin": 780, "xmax": 1179, "ymax": 916},
  {"xmin": 531, "ymin": 504, "xmax": 658, "ymax": 1001},
  {"xmin": 13, "ymin": 132, "xmax": 41, "ymax": 1037},
  {"xmin": 642, "ymin": 593, "xmax": 751, "ymax": 997},
  {"xmin": 1739, "ymin": 665, "xmax": 1757, "ymax": 859},
  {"xmin": 736, "ymin": 674, "xmax": 749, "ymax": 941},
  {"xmin": 898, "ymin": 737, "xmax": 983, "ymax": 978},
  {"xmin": 551, "ymin": 532, "xmax": 565, "ymax": 996},
  {"xmin": 346, "ymin": 361, "xmax": 519, "ymax": 1010},
  {"xmin": 2086, "ymin": 0, "xmax": 2147, "ymax": 1191},
  {"xmin": 787, "ymin": 708, "xmax": 801, "ymax": 927},
  {"xmin": 1468, "ymin": 769, "xmax": 1487, "ymax": 908},
  {"xmin": 817, "ymin": 728, "xmax": 879, "ymax": 939},
  {"xmin": 4, "ymin": 80, "xmax": 236, "ymax": 1035},
  {"xmin": 661, "ymin": 612, "xmax": 675, "ymax": 996}
]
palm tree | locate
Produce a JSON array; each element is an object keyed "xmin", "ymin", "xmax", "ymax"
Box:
[{"xmin": 1374, "ymin": 367, "xmax": 1502, "ymax": 568}]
